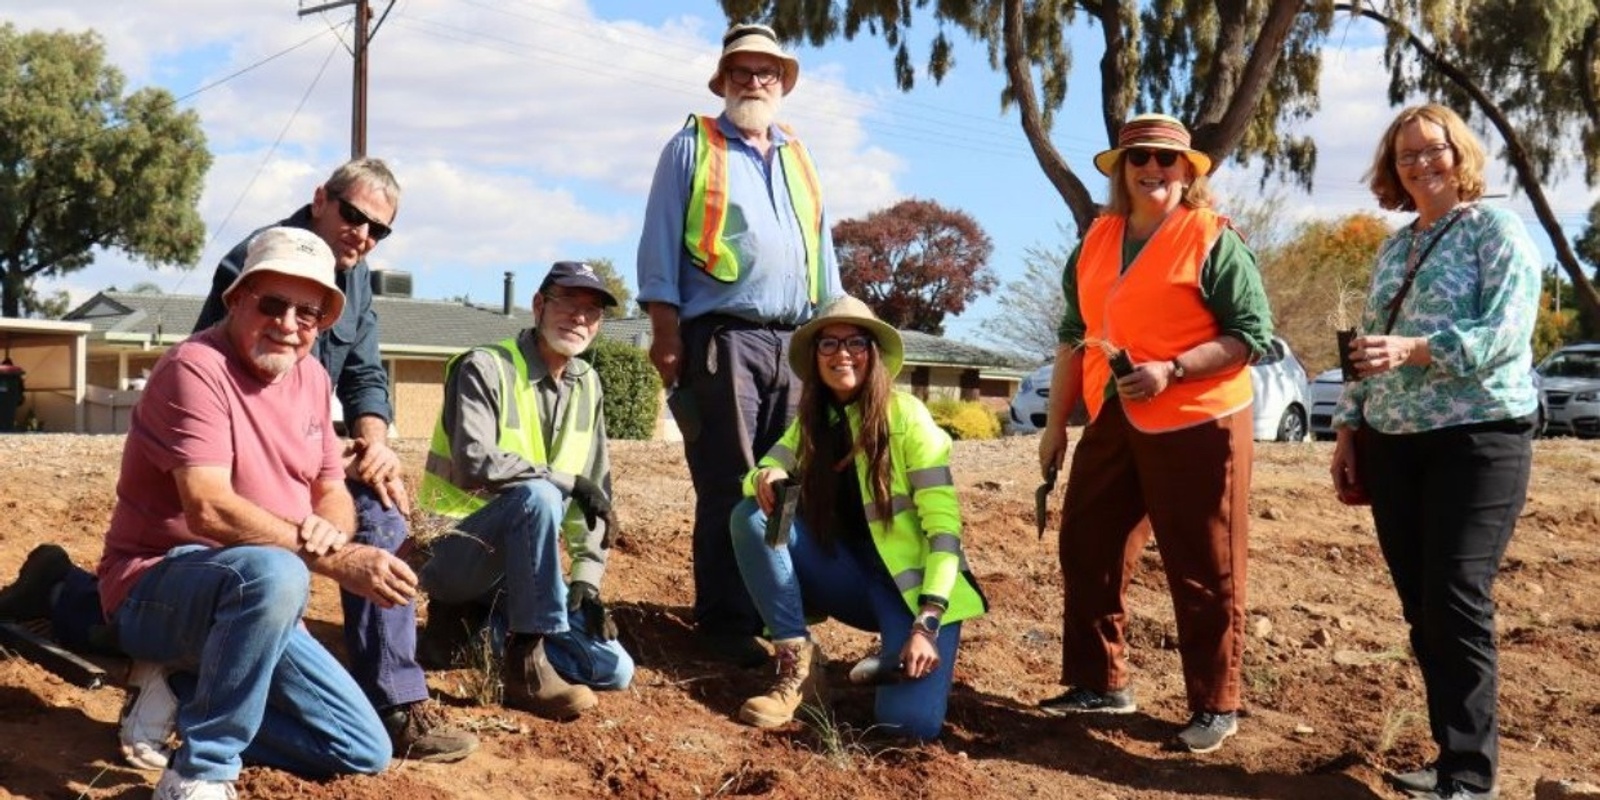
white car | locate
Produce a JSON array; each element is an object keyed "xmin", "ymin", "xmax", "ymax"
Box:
[
  {"xmin": 1008, "ymin": 336, "xmax": 1311, "ymax": 442},
  {"xmin": 1538, "ymin": 343, "xmax": 1600, "ymax": 438}
]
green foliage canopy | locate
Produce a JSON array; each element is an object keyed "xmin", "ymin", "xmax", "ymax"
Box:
[{"xmin": 0, "ymin": 23, "xmax": 210, "ymax": 318}]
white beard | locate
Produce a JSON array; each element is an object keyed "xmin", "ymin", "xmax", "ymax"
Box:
[
  {"xmin": 725, "ymin": 94, "xmax": 779, "ymax": 132},
  {"xmin": 540, "ymin": 321, "xmax": 594, "ymax": 358},
  {"xmin": 250, "ymin": 349, "xmax": 297, "ymax": 380}
]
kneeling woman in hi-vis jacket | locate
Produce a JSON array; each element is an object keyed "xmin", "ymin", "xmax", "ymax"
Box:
[{"xmin": 727, "ymin": 294, "xmax": 986, "ymax": 741}]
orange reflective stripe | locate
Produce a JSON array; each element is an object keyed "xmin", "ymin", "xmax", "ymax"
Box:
[{"xmin": 699, "ymin": 117, "xmax": 729, "ymax": 275}]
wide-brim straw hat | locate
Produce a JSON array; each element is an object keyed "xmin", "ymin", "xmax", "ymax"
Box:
[
  {"xmin": 789, "ymin": 295, "xmax": 904, "ymax": 381},
  {"xmin": 220, "ymin": 226, "xmax": 345, "ymax": 329},
  {"xmin": 1092, "ymin": 113, "xmax": 1213, "ymax": 177},
  {"xmin": 708, "ymin": 23, "xmax": 800, "ymax": 97}
]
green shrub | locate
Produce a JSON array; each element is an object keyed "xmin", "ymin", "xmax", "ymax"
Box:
[
  {"xmin": 926, "ymin": 397, "xmax": 1000, "ymax": 441},
  {"xmin": 581, "ymin": 338, "xmax": 659, "ymax": 440}
]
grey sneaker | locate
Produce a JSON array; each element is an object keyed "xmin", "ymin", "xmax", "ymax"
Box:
[
  {"xmin": 1389, "ymin": 765, "xmax": 1438, "ymax": 794},
  {"xmin": 1175, "ymin": 711, "xmax": 1238, "ymax": 753},
  {"xmin": 1038, "ymin": 686, "xmax": 1137, "ymax": 715},
  {"xmin": 153, "ymin": 769, "xmax": 236, "ymax": 800}
]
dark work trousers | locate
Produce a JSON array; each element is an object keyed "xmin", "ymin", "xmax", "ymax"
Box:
[
  {"xmin": 679, "ymin": 315, "xmax": 799, "ymax": 636},
  {"xmin": 1361, "ymin": 415, "xmax": 1534, "ymax": 793},
  {"xmin": 341, "ymin": 479, "xmax": 428, "ymax": 712},
  {"xmin": 1058, "ymin": 400, "xmax": 1252, "ymax": 714}
]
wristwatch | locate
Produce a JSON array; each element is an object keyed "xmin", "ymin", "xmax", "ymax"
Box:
[
  {"xmin": 912, "ymin": 613, "xmax": 941, "ymax": 638},
  {"xmin": 1170, "ymin": 359, "xmax": 1187, "ymax": 381}
]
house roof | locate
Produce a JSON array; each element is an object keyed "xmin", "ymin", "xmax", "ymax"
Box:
[{"xmin": 64, "ymin": 291, "xmax": 1027, "ymax": 373}]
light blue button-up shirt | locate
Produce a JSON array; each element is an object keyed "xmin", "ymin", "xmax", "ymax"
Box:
[{"xmin": 635, "ymin": 113, "xmax": 841, "ymax": 326}]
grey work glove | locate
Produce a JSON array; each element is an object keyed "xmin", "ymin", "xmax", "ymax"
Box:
[
  {"xmin": 567, "ymin": 580, "xmax": 618, "ymax": 641},
  {"xmin": 569, "ymin": 476, "xmax": 620, "ymax": 548}
]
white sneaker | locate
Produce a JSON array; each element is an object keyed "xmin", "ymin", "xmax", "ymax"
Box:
[
  {"xmin": 153, "ymin": 769, "xmax": 236, "ymax": 800},
  {"xmin": 120, "ymin": 660, "xmax": 178, "ymax": 770}
]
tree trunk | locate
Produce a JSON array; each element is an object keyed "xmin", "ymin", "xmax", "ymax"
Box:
[{"xmin": 1002, "ymin": 0, "xmax": 1098, "ymax": 237}]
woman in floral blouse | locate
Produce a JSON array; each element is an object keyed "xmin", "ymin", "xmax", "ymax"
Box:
[{"xmin": 1332, "ymin": 103, "xmax": 1540, "ymax": 800}]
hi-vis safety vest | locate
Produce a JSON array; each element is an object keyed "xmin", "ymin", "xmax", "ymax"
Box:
[
  {"xmin": 1076, "ymin": 206, "xmax": 1253, "ymax": 433},
  {"xmin": 743, "ymin": 391, "xmax": 987, "ymax": 624},
  {"xmin": 682, "ymin": 114, "xmax": 826, "ymax": 303},
  {"xmin": 419, "ymin": 338, "xmax": 600, "ymax": 520}
]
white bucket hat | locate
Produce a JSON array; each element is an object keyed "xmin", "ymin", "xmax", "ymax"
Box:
[
  {"xmin": 220, "ymin": 227, "xmax": 345, "ymax": 328},
  {"xmin": 708, "ymin": 23, "xmax": 800, "ymax": 97}
]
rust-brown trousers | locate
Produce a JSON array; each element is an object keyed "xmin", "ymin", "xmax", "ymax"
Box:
[{"xmin": 1057, "ymin": 399, "xmax": 1253, "ymax": 713}]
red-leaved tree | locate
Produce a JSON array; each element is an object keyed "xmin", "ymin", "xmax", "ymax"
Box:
[{"xmin": 833, "ymin": 198, "xmax": 996, "ymax": 335}]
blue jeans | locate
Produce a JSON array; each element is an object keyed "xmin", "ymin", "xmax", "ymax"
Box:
[
  {"xmin": 419, "ymin": 480, "xmax": 633, "ymax": 689},
  {"xmin": 343, "ymin": 480, "xmax": 428, "ymax": 711},
  {"xmin": 730, "ymin": 497, "xmax": 961, "ymax": 741},
  {"xmin": 114, "ymin": 545, "xmax": 390, "ymax": 781}
]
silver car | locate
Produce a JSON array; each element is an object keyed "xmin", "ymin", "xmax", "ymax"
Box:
[
  {"xmin": 1309, "ymin": 365, "xmax": 1550, "ymax": 439},
  {"xmin": 1538, "ymin": 343, "xmax": 1600, "ymax": 438},
  {"xmin": 1007, "ymin": 336, "xmax": 1311, "ymax": 442}
]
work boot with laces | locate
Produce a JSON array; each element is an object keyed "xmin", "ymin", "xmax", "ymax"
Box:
[
  {"xmin": 503, "ymin": 634, "xmax": 596, "ymax": 720},
  {"xmin": 381, "ymin": 698, "xmax": 479, "ymax": 762},
  {"xmin": 738, "ymin": 637, "xmax": 825, "ymax": 728}
]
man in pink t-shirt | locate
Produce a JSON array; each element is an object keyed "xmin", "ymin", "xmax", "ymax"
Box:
[{"xmin": 96, "ymin": 228, "xmax": 409, "ymax": 800}]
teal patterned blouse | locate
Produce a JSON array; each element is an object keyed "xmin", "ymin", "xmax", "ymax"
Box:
[{"xmin": 1334, "ymin": 203, "xmax": 1540, "ymax": 434}]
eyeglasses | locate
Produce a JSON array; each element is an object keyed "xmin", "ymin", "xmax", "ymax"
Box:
[
  {"xmin": 1125, "ymin": 148, "xmax": 1181, "ymax": 168},
  {"xmin": 249, "ymin": 290, "xmax": 325, "ymax": 330},
  {"xmin": 1396, "ymin": 142, "xmax": 1453, "ymax": 167},
  {"xmin": 328, "ymin": 192, "xmax": 392, "ymax": 241},
  {"xmin": 816, "ymin": 335, "xmax": 872, "ymax": 357},
  {"xmin": 727, "ymin": 66, "xmax": 782, "ymax": 88},
  {"xmin": 543, "ymin": 292, "xmax": 605, "ymax": 321}
]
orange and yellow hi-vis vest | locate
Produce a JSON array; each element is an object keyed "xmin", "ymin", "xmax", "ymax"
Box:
[{"xmin": 1077, "ymin": 206, "xmax": 1253, "ymax": 433}]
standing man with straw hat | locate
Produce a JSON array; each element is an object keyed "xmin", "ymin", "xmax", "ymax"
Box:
[{"xmin": 636, "ymin": 23, "xmax": 842, "ymax": 667}]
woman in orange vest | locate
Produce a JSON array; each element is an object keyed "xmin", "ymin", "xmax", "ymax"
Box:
[{"xmin": 1035, "ymin": 113, "xmax": 1273, "ymax": 755}]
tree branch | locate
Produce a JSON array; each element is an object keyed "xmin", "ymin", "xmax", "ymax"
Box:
[{"xmin": 1003, "ymin": 0, "xmax": 1098, "ymax": 235}]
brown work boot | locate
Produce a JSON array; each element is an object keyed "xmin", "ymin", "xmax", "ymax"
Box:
[
  {"xmin": 381, "ymin": 698, "xmax": 479, "ymax": 763},
  {"xmin": 737, "ymin": 637, "xmax": 825, "ymax": 728},
  {"xmin": 503, "ymin": 635, "xmax": 597, "ymax": 720}
]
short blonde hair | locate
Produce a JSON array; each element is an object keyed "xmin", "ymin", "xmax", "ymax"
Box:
[
  {"xmin": 1104, "ymin": 158, "xmax": 1214, "ymax": 216},
  {"xmin": 1365, "ymin": 103, "xmax": 1487, "ymax": 211}
]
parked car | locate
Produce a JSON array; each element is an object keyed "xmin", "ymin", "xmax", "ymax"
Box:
[
  {"xmin": 1537, "ymin": 343, "xmax": 1600, "ymax": 438},
  {"xmin": 1309, "ymin": 364, "xmax": 1551, "ymax": 441},
  {"xmin": 1007, "ymin": 336, "xmax": 1311, "ymax": 442}
]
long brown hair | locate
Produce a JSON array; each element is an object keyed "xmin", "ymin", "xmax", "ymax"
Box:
[{"xmin": 795, "ymin": 332, "xmax": 895, "ymax": 548}]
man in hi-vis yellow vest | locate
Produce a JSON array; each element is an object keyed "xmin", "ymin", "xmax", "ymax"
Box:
[{"xmin": 636, "ymin": 23, "xmax": 842, "ymax": 667}]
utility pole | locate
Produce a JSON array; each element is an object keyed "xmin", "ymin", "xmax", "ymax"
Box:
[{"xmin": 299, "ymin": 0, "xmax": 390, "ymax": 158}]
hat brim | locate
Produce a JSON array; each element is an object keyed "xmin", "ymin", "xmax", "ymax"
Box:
[
  {"xmin": 1092, "ymin": 145, "xmax": 1212, "ymax": 177},
  {"xmin": 708, "ymin": 45, "xmax": 800, "ymax": 97},
  {"xmin": 789, "ymin": 314, "xmax": 904, "ymax": 383},
  {"xmin": 222, "ymin": 263, "xmax": 346, "ymax": 331}
]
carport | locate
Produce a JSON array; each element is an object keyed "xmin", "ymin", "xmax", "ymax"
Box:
[{"xmin": 0, "ymin": 319, "xmax": 91, "ymax": 433}]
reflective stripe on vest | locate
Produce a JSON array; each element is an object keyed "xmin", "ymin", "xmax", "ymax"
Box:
[
  {"xmin": 682, "ymin": 114, "xmax": 825, "ymax": 303},
  {"xmin": 419, "ymin": 339, "xmax": 599, "ymax": 518},
  {"xmin": 1076, "ymin": 207, "xmax": 1253, "ymax": 433}
]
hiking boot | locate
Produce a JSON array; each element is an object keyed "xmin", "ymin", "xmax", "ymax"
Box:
[
  {"xmin": 0, "ymin": 544, "xmax": 71, "ymax": 622},
  {"xmin": 847, "ymin": 655, "xmax": 903, "ymax": 686},
  {"xmin": 1389, "ymin": 765, "xmax": 1438, "ymax": 794},
  {"xmin": 1174, "ymin": 711, "xmax": 1239, "ymax": 754},
  {"xmin": 698, "ymin": 630, "xmax": 770, "ymax": 669},
  {"xmin": 503, "ymin": 635, "xmax": 597, "ymax": 720},
  {"xmin": 738, "ymin": 638, "xmax": 825, "ymax": 729},
  {"xmin": 381, "ymin": 699, "xmax": 479, "ymax": 763},
  {"xmin": 1038, "ymin": 686, "xmax": 1137, "ymax": 716},
  {"xmin": 153, "ymin": 769, "xmax": 237, "ymax": 800},
  {"xmin": 1417, "ymin": 780, "xmax": 1498, "ymax": 800},
  {"xmin": 119, "ymin": 661, "xmax": 178, "ymax": 771}
]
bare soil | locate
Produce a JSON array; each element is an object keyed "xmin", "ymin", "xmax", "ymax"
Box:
[{"xmin": 1, "ymin": 433, "xmax": 1598, "ymax": 800}]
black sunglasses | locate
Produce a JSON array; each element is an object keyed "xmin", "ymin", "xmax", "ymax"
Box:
[
  {"xmin": 816, "ymin": 335, "xmax": 872, "ymax": 357},
  {"xmin": 249, "ymin": 290, "xmax": 325, "ymax": 329},
  {"xmin": 1125, "ymin": 148, "xmax": 1181, "ymax": 168},
  {"xmin": 329, "ymin": 192, "xmax": 392, "ymax": 241}
]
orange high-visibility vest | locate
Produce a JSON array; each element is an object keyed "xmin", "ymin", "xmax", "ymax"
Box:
[
  {"xmin": 682, "ymin": 114, "xmax": 825, "ymax": 303},
  {"xmin": 1076, "ymin": 206, "xmax": 1253, "ymax": 433}
]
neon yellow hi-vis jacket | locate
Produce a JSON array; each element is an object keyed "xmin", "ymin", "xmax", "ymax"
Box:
[{"xmin": 742, "ymin": 390, "xmax": 987, "ymax": 623}]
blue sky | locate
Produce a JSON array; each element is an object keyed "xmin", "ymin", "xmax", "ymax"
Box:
[{"xmin": 13, "ymin": 0, "xmax": 1597, "ymax": 351}]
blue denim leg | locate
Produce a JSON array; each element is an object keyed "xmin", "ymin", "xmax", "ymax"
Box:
[
  {"xmin": 729, "ymin": 497, "xmax": 961, "ymax": 740},
  {"xmin": 541, "ymin": 605, "xmax": 635, "ymax": 690},
  {"xmin": 343, "ymin": 479, "xmax": 427, "ymax": 710},
  {"xmin": 116, "ymin": 545, "xmax": 389, "ymax": 780},
  {"xmin": 419, "ymin": 480, "xmax": 569, "ymax": 635}
]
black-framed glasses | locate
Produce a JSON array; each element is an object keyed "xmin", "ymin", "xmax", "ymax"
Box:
[
  {"xmin": 816, "ymin": 335, "xmax": 872, "ymax": 357},
  {"xmin": 727, "ymin": 66, "xmax": 782, "ymax": 88},
  {"xmin": 329, "ymin": 192, "xmax": 392, "ymax": 241},
  {"xmin": 249, "ymin": 290, "xmax": 325, "ymax": 330},
  {"xmin": 1396, "ymin": 142, "xmax": 1453, "ymax": 167},
  {"xmin": 1125, "ymin": 148, "xmax": 1181, "ymax": 168},
  {"xmin": 542, "ymin": 292, "xmax": 605, "ymax": 321}
]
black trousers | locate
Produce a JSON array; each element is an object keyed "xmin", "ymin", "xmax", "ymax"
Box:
[
  {"xmin": 679, "ymin": 315, "xmax": 799, "ymax": 636},
  {"xmin": 1361, "ymin": 415, "xmax": 1534, "ymax": 792}
]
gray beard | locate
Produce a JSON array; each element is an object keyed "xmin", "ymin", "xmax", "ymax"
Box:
[{"xmin": 725, "ymin": 95, "xmax": 778, "ymax": 132}]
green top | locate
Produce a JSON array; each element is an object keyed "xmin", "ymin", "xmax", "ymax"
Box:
[{"xmin": 1057, "ymin": 225, "xmax": 1274, "ymax": 403}]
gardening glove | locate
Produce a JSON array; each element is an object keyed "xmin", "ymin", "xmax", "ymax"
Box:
[
  {"xmin": 569, "ymin": 475, "xmax": 621, "ymax": 548},
  {"xmin": 567, "ymin": 580, "xmax": 618, "ymax": 641}
]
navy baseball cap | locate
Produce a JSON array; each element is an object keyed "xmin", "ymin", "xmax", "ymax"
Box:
[{"xmin": 538, "ymin": 261, "xmax": 618, "ymax": 307}]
